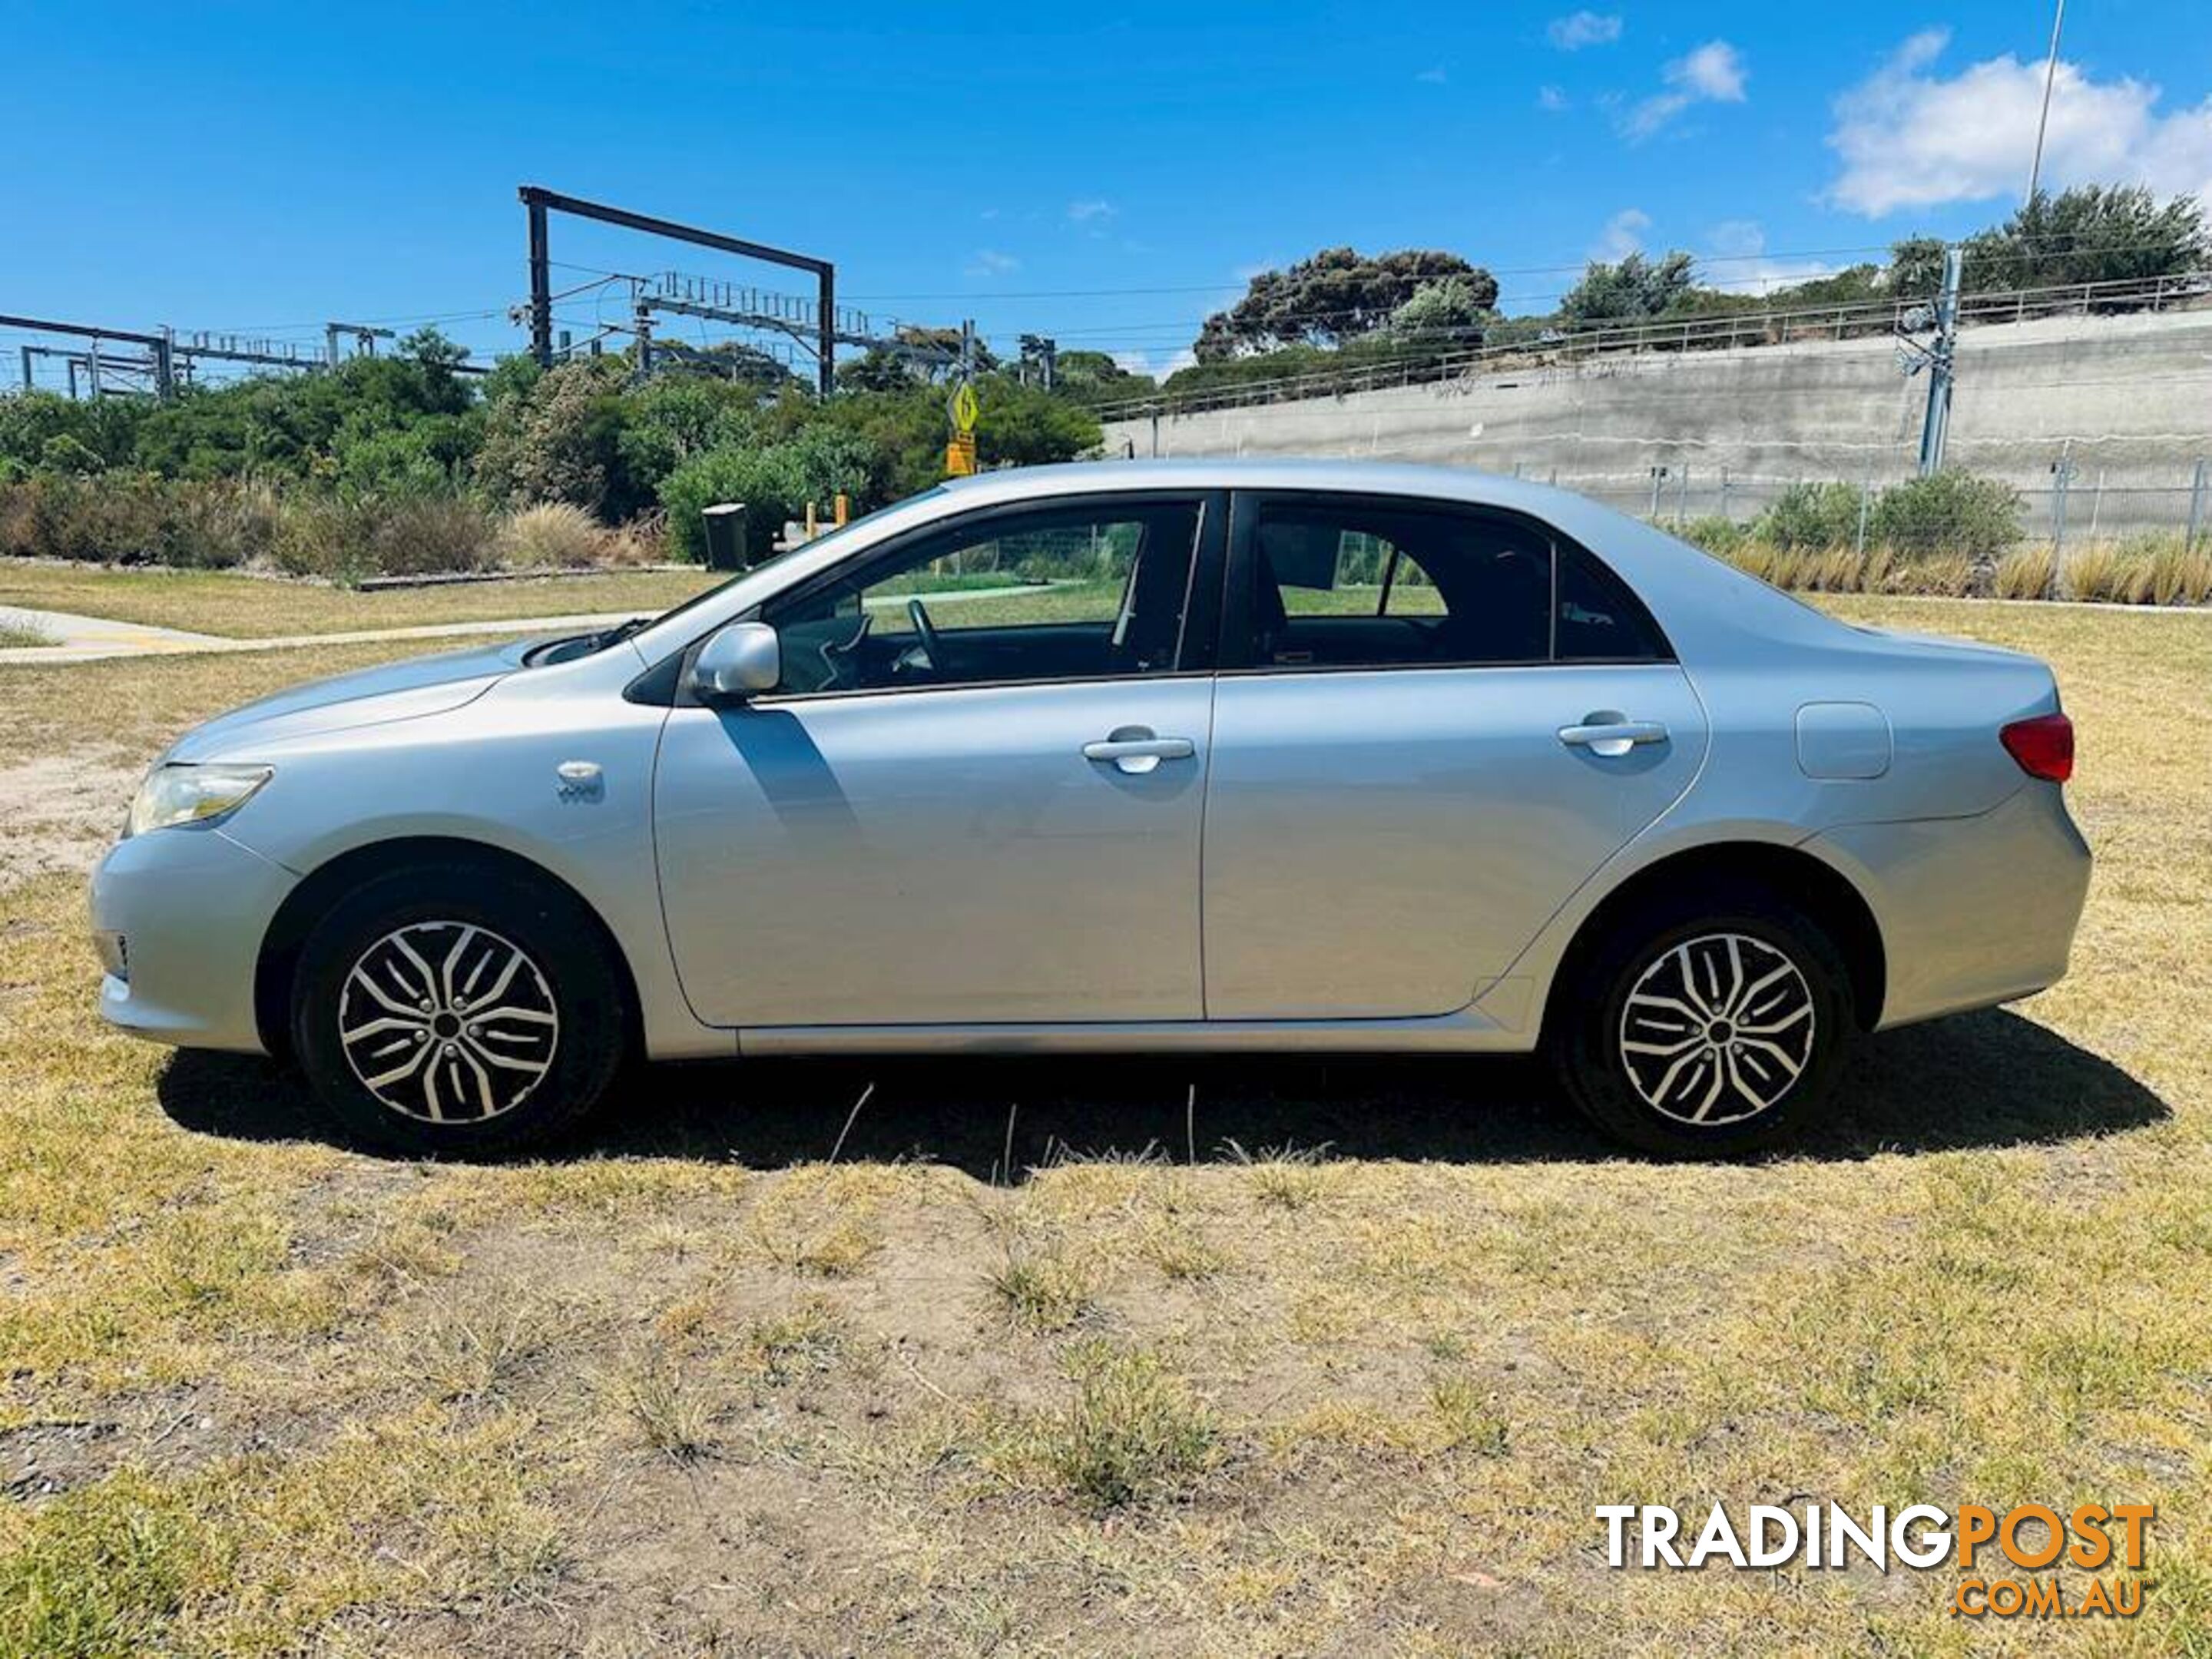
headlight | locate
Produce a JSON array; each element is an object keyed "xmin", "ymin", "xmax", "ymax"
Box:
[{"xmin": 126, "ymin": 763, "xmax": 273, "ymax": 837}]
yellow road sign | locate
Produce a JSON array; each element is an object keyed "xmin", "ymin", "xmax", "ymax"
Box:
[
  {"xmin": 948, "ymin": 381, "xmax": 979, "ymax": 434},
  {"xmin": 945, "ymin": 432, "xmax": 979, "ymax": 477}
]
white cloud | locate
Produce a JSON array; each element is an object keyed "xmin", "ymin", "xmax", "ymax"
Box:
[
  {"xmin": 1066, "ymin": 199, "xmax": 1117, "ymax": 224},
  {"xmin": 1113, "ymin": 348, "xmax": 1197, "ymax": 380},
  {"xmin": 1416, "ymin": 65, "xmax": 1449, "ymax": 85},
  {"xmin": 1538, "ymin": 84, "xmax": 1569, "ymax": 112},
  {"xmin": 1596, "ymin": 207, "xmax": 1651, "ymax": 258},
  {"xmin": 964, "ymin": 249, "xmax": 1020, "ymax": 277},
  {"xmin": 1826, "ymin": 28, "xmax": 2212, "ymax": 215},
  {"xmin": 1548, "ymin": 11, "xmax": 1621, "ymax": 51},
  {"xmin": 1700, "ymin": 220, "xmax": 1837, "ymax": 293},
  {"xmin": 1625, "ymin": 40, "xmax": 1747, "ymax": 140}
]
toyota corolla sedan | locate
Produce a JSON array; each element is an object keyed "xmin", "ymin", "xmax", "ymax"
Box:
[{"xmin": 91, "ymin": 460, "xmax": 2090, "ymax": 1157}]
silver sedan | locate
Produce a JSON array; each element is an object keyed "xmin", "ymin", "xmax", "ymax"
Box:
[{"xmin": 90, "ymin": 461, "xmax": 2090, "ymax": 1156}]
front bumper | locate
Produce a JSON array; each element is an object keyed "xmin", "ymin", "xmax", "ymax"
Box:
[
  {"xmin": 1807, "ymin": 782, "xmax": 2092, "ymax": 1030},
  {"xmin": 88, "ymin": 824, "xmax": 297, "ymax": 1053}
]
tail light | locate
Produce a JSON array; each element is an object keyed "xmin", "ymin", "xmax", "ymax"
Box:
[{"xmin": 2001, "ymin": 713, "xmax": 2074, "ymax": 783}]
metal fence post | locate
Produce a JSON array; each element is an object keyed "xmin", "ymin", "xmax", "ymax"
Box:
[
  {"xmin": 2187, "ymin": 458, "xmax": 2207, "ymax": 551},
  {"xmin": 2048, "ymin": 452, "xmax": 2076, "ymax": 600}
]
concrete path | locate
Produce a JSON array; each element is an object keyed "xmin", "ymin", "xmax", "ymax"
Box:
[
  {"xmin": 0, "ymin": 607, "xmax": 637, "ymax": 667},
  {"xmin": 0, "ymin": 582, "xmax": 1064, "ymax": 667}
]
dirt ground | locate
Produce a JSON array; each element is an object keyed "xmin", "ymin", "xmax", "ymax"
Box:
[{"xmin": 1, "ymin": 594, "xmax": 2207, "ymax": 1656}]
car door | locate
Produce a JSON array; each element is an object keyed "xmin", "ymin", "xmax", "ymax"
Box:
[
  {"xmin": 654, "ymin": 491, "xmax": 1224, "ymax": 1028},
  {"xmin": 1200, "ymin": 490, "xmax": 1709, "ymax": 1020}
]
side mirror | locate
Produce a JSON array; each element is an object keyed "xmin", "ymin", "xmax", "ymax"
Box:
[{"xmin": 690, "ymin": 621, "xmax": 781, "ymax": 704}]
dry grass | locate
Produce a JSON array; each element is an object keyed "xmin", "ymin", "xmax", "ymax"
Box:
[
  {"xmin": 0, "ymin": 597, "xmax": 2207, "ymax": 1652},
  {"xmin": 0, "ymin": 558, "xmax": 718, "ymax": 639}
]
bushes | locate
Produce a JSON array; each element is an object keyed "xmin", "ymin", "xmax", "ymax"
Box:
[
  {"xmin": 1755, "ymin": 482, "xmax": 1863, "ymax": 551},
  {"xmin": 0, "ymin": 475, "xmax": 280, "ymax": 568},
  {"xmin": 272, "ymin": 492, "xmax": 495, "ymax": 581},
  {"xmin": 1869, "ymin": 470, "xmax": 2021, "ymax": 561},
  {"xmin": 659, "ymin": 429, "xmax": 880, "ymax": 563},
  {"xmin": 1747, "ymin": 472, "xmax": 2022, "ymax": 562}
]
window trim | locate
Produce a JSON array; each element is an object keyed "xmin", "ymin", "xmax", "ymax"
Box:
[
  {"xmin": 1217, "ymin": 488, "xmax": 1674, "ymax": 677},
  {"xmin": 684, "ymin": 488, "xmax": 1229, "ymax": 707}
]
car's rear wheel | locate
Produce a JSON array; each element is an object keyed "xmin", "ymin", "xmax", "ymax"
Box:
[
  {"xmin": 290, "ymin": 868, "xmax": 626, "ymax": 1155},
  {"xmin": 1549, "ymin": 886, "xmax": 1852, "ymax": 1157}
]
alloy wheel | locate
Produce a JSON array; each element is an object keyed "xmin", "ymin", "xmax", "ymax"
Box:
[
  {"xmin": 1618, "ymin": 932, "xmax": 1816, "ymax": 1126},
  {"xmin": 336, "ymin": 921, "xmax": 559, "ymax": 1123}
]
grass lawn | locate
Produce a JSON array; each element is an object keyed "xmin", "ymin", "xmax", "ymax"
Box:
[
  {"xmin": 0, "ymin": 561, "xmax": 722, "ymax": 640},
  {"xmin": 0, "ymin": 598, "xmax": 2206, "ymax": 1654}
]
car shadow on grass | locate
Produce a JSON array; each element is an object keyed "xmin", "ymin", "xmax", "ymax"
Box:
[{"xmin": 157, "ymin": 1007, "xmax": 2168, "ymax": 1177}]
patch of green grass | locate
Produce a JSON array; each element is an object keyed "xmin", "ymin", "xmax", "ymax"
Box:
[
  {"xmin": 992, "ymin": 1341, "xmax": 1221, "ymax": 1511},
  {"xmin": 0, "ymin": 1472, "xmax": 221, "ymax": 1659},
  {"xmin": 0, "ymin": 613, "xmax": 57, "ymax": 648},
  {"xmin": 985, "ymin": 1245, "xmax": 1097, "ymax": 1333}
]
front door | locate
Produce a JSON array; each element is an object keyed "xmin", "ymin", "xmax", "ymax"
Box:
[
  {"xmin": 654, "ymin": 492, "xmax": 1222, "ymax": 1028},
  {"xmin": 1200, "ymin": 491, "xmax": 1709, "ymax": 1019}
]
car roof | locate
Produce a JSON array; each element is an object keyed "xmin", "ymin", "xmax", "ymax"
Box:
[{"xmin": 941, "ymin": 457, "xmax": 1571, "ymax": 517}]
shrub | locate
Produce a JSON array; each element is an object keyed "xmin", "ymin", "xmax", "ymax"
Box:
[
  {"xmin": 0, "ymin": 474, "xmax": 279, "ymax": 568},
  {"xmin": 1871, "ymin": 470, "xmax": 2021, "ymax": 561},
  {"xmin": 659, "ymin": 430, "xmax": 879, "ymax": 564},
  {"xmin": 495, "ymin": 502, "xmax": 611, "ymax": 568},
  {"xmin": 1676, "ymin": 515, "xmax": 1747, "ymax": 557},
  {"xmin": 1757, "ymin": 481, "xmax": 1863, "ymax": 551},
  {"xmin": 363, "ymin": 494, "xmax": 496, "ymax": 578},
  {"xmin": 273, "ymin": 491, "xmax": 495, "ymax": 583}
]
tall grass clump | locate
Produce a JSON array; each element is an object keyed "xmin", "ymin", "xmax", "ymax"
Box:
[{"xmin": 494, "ymin": 502, "xmax": 611, "ymax": 569}]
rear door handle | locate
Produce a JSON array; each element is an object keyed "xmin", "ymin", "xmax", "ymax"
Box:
[
  {"xmin": 1084, "ymin": 728, "xmax": 1196, "ymax": 775},
  {"xmin": 1558, "ymin": 717, "xmax": 1670, "ymax": 758}
]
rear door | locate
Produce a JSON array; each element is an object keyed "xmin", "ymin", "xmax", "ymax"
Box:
[{"xmin": 1200, "ymin": 490, "xmax": 1708, "ymax": 1020}]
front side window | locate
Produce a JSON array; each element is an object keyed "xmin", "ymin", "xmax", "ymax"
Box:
[
  {"xmin": 763, "ymin": 498, "xmax": 1204, "ymax": 696},
  {"xmin": 1229, "ymin": 496, "xmax": 1671, "ymax": 671}
]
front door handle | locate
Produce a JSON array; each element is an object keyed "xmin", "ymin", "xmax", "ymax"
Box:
[
  {"xmin": 1558, "ymin": 716, "xmax": 1670, "ymax": 758},
  {"xmin": 1083, "ymin": 727, "xmax": 1197, "ymax": 775}
]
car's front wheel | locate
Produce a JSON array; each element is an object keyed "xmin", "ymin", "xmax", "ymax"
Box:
[
  {"xmin": 290, "ymin": 867, "xmax": 628, "ymax": 1154},
  {"xmin": 1549, "ymin": 886, "xmax": 1852, "ymax": 1157}
]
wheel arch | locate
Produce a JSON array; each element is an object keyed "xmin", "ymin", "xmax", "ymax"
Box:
[
  {"xmin": 1537, "ymin": 840, "xmax": 1886, "ymax": 1044},
  {"xmin": 254, "ymin": 835, "xmax": 645, "ymax": 1060}
]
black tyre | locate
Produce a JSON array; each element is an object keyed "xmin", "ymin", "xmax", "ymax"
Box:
[
  {"xmin": 290, "ymin": 866, "xmax": 628, "ymax": 1155},
  {"xmin": 1548, "ymin": 886, "xmax": 1853, "ymax": 1157}
]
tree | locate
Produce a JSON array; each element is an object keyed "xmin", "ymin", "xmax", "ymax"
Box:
[
  {"xmin": 1959, "ymin": 184, "xmax": 2207, "ymax": 293},
  {"xmin": 1193, "ymin": 248, "xmax": 1498, "ymax": 359},
  {"xmin": 1558, "ymin": 252, "xmax": 1697, "ymax": 325},
  {"xmin": 1389, "ymin": 275, "xmax": 1498, "ymax": 344}
]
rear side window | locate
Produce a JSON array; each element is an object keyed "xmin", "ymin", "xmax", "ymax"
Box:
[
  {"xmin": 1228, "ymin": 495, "xmax": 1670, "ymax": 671},
  {"xmin": 1238, "ymin": 501, "xmax": 1552, "ymax": 669}
]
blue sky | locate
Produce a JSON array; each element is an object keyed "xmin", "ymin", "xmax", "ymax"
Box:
[{"xmin": 5, "ymin": 2, "xmax": 2208, "ymax": 382}]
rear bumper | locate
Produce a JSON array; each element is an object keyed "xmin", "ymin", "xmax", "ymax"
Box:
[
  {"xmin": 1806, "ymin": 783, "xmax": 2091, "ymax": 1030},
  {"xmin": 88, "ymin": 825, "xmax": 296, "ymax": 1053}
]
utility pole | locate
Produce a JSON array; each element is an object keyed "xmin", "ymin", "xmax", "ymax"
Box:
[
  {"xmin": 1916, "ymin": 245, "xmax": 1962, "ymax": 475},
  {"xmin": 2026, "ymin": 0, "xmax": 2066, "ymax": 204}
]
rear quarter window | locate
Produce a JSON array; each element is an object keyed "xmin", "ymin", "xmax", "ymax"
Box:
[{"xmin": 1555, "ymin": 542, "xmax": 1671, "ymax": 662}]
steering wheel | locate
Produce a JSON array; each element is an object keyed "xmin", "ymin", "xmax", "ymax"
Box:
[{"xmin": 906, "ymin": 597, "xmax": 947, "ymax": 676}]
